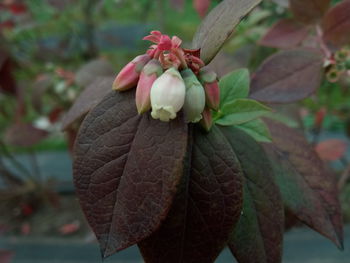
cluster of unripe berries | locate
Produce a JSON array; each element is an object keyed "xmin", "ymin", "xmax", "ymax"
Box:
[
  {"xmin": 112, "ymin": 31, "xmax": 219, "ymax": 130},
  {"xmin": 326, "ymin": 46, "xmax": 350, "ymax": 83}
]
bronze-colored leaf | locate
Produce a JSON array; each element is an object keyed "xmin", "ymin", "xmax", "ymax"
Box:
[
  {"xmin": 221, "ymin": 127, "xmax": 284, "ymax": 263},
  {"xmin": 73, "ymin": 90, "xmax": 188, "ymax": 258},
  {"xmin": 192, "ymin": 0, "xmax": 261, "ymax": 64},
  {"xmin": 250, "ymin": 49, "xmax": 323, "ymax": 103},
  {"xmin": 290, "ymin": 0, "xmax": 330, "ymax": 24},
  {"xmin": 138, "ymin": 126, "xmax": 243, "ymax": 263},
  {"xmin": 4, "ymin": 123, "xmax": 48, "ymax": 147},
  {"xmin": 322, "ymin": 0, "xmax": 350, "ymax": 47},
  {"xmin": 61, "ymin": 77, "xmax": 114, "ymax": 131},
  {"xmin": 263, "ymin": 120, "xmax": 344, "ymax": 249},
  {"xmin": 259, "ymin": 19, "xmax": 309, "ymax": 49}
]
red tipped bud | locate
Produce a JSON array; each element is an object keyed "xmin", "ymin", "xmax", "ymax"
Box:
[
  {"xmin": 113, "ymin": 54, "xmax": 151, "ymax": 91},
  {"xmin": 136, "ymin": 59, "xmax": 163, "ymax": 114},
  {"xmin": 199, "ymin": 68, "xmax": 220, "ymax": 111},
  {"xmin": 200, "ymin": 107, "xmax": 213, "ymax": 132}
]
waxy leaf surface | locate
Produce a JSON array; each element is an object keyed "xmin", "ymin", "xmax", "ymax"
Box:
[
  {"xmin": 221, "ymin": 127, "xmax": 284, "ymax": 263},
  {"xmin": 139, "ymin": 126, "xmax": 243, "ymax": 263},
  {"xmin": 192, "ymin": 0, "xmax": 261, "ymax": 64},
  {"xmin": 322, "ymin": 0, "xmax": 350, "ymax": 47},
  {"xmin": 62, "ymin": 77, "xmax": 114, "ymax": 131},
  {"xmin": 263, "ymin": 120, "xmax": 343, "ymax": 249},
  {"xmin": 259, "ymin": 19, "xmax": 309, "ymax": 49},
  {"xmin": 289, "ymin": 0, "xmax": 330, "ymax": 24},
  {"xmin": 250, "ymin": 49, "xmax": 323, "ymax": 103},
  {"xmin": 73, "ymin": 91, "xmax": 188, "ymax": 257}
]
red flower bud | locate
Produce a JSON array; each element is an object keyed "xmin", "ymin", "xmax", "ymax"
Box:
[
  {"xmin": 200, "ymin": 107, "xmax": 213, "ymax": 132},
  {"xmin": 199, "ymin": 69, "xmax": 220, "ymax": 111},
  {"xmin": 113, "ymin": 54, "xmax": 151, "ymax": 91},
  {"xmin": 135, "ymin": 59, "xmax": 163, "ymax": 114}
]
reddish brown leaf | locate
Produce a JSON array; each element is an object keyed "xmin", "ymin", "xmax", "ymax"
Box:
[
  {"xmin": 4, "ymin": 123, "xmax": 48, "ymax": 147},
  {"xmin": 139, "ymin": 126, "xmax": 243, "ymax": 263},
  {"xmin": 0, "ymin": 250, "xmax": 13, "ymax": 263},
  {"xmin": 250, "ymin": 49, "xmax": 324, "ymax": 103},
  {"xmin": 73, "ymin": 90, "xmax": 188, "ymax": 258},
  {"xmin": 193, "ymin": 0, "xmax": 210, "ymax": 18},
  {"xmin": 192, "ymin": 0, "xmax": 262, "ymax": 64},
  {"xmin": 75, "ymin": 59, "xmax": 115, "ymax": 87},
  {"xmin": 263, "ymin": 120, "xmax": 343, "ymax": 249},
  {"xmin": 259, "ymin": 19, "xmax": 309, "ymax": 49},
  {"xmin": 221, "ymin": 127, "xmax": 284, "ymax": 263},
  {"xmin": 315, "ymin": 139, "xmax": 348, "ymax": 161},
  {"xmin": 61, "ymin": 77, "xmax": 114, "ymax": 131},
  {"xmin": 322, "ymin": 0, "xmax": 350, "ymax": 47},
  {"xmin": 290, "ymin": 0, "xmax": 331, "ymax": 24}
]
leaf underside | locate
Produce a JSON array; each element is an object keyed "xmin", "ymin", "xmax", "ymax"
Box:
[
  {"xmin": 192, "ymin": 0, "xmax": 262, "ymax": 64},
  {"xmin": 139, "ymin": 125, "xmax": 243, "ymax": 263},
  {"xmin": 263, "ymin": 120, "xmax": 344, "ymax": 249},
  {"xmin": 62, "ymin": 76, "xmax": 114, "ymax": 131},
  {"xmin": 220, "ymin": 127, "xmax": 284, "ymax": 263},
  {"xmin": 73, "ymin": 90, "xmax": 188, "ymax": 258}
]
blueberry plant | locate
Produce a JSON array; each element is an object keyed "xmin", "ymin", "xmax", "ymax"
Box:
[{"xmin": 67, "ymin": 0, "xmax": 344, "ymax": 262}]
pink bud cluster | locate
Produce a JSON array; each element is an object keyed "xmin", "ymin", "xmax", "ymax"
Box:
[{"xmin": 112, "ymin": 31, "xmax": 220, "ymax": 130}]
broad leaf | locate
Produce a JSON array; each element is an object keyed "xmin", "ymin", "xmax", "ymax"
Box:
[
  {"xmin": 216, "ymin": 99, "xmax": 271, "ymax": 126},
  {"xmin": 61, "ymin": 77, "xmax": 114, "ymax": 131},
  {"xmin": 220, "ymin": 127, "xmax": 284, "ymax": 263},
  {"xmin": 289, "ymin": 0, "xmax": 331, "ymax": 24},
  {"xmin": 192, "ymin": 0, "xmax": 262, "ymax": 64},
  {"xmin": 0, "ymin": 250, "xmax": 13, "ymax": 263},
  {"xmin": 263, "ymin": 120, "xmax": 344, "ymax": 249},
  {"xmin": 322, "ymin": 0, "xmax": 350, "ymax": 47},
  {"xmin": 259, "ymin": 19, "xmax": 309, "ymax": 49},
  {"xmin": 4, "ymin": 123, "xmax": 48, "ymax": 147},
  {"xmin": 139, "ymin": 125, "xmax": 243, "ymax": 263},
  {"xmin": 219, "ymin": 68, "xmax": 250, "ymax": 107},
  {"xmin": 75, "ymin": 59, "xmax": 115, "ymax": 87},
  {"xmin": 235, "ymin": 118, "xmax": 272, "ymax": 142},
  {"xmin": 73, "ymin": 90, "xmax": 188, "ymax": 257},
  {"xmin": 250, "ymin": 49, "xmax": 324, "ymax": 103}
]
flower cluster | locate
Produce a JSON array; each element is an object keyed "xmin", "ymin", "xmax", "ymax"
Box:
[{"xmin": 112, "ymin": 31, "xmax": 219, "ymax": 128}]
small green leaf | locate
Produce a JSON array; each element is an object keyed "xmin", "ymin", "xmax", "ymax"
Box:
[
  {"xmin": 219, "ymin": 69, "xmax": 250, "ymax": 107},
  {"xmin": 216, "ymin": 99, "xmax": 271, "ymax": 126},
  {"xmin": 235, "ymin": 119, "xmax": 272, "ymax": 142}
]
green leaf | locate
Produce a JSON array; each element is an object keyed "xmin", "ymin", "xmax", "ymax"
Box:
[
  {"xmin": 216, "ymin": 99, "xmax": 271, "ymax": 126},
  {"xmin": 219, "ymin": 68, "xmax": 250, "ymax": 107},
  {"xmin": 235, "ymin": 119, "xmax": 272, "ymax": 142}
]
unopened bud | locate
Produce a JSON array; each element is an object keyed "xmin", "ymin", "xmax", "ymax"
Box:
[
  {"xmin": 136, "ymin": 59, "xmax": 163, "ymax": 114},
  {"xmin": 113, "ymin": 54, "xmax": 151, "ymax": 91},
  {"xmin": 150, "ymin": 68, "xmax": 186, "ymax": 122},
  {"xmin": 200, "ymin": 107, "xmax": 213, "ymax": 131},
  {"xmin": 181, "ymin": 69, "xmax": 206, "ymax": 123},
  {"xmin": 199, "ymin": 68, "xmax": 220, "ymax": 111}
]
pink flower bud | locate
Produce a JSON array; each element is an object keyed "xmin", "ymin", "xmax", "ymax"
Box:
[
  {"xmin": 135, "ymin": 59, "xmax": 163, "ymax": 114},
  {"xmin": 150, "ymin": 68, "xmax": 186, "ymax": 122},
  {"xmin": 199, "ymin": 69, "xmax": 220, "ymax": 111},
  {"xmin": 181, "ymin": 69, "xmax": 206, "ymax": 123},
  {"xmin": 200, "ymin": 107, "xmax": 213, "ymax": 132},
  {"xmin": 113, "ymin": 54, "xmax": 151, "ymax": 91}
]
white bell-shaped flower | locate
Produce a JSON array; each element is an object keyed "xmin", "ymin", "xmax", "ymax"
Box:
[{"xmin": 150, "ymin": 68, "xmax": 186, "ymax": 122}]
